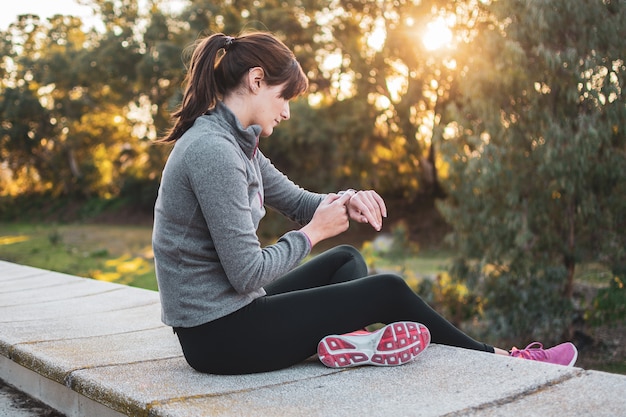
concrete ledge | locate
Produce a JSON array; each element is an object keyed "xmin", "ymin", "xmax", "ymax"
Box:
[
  {"xmin": 1, "ymin": 355, "xmax": 125, "ymax": 417},
  {"xmin": 1, "ymin": 260, "xmax": 626, "ymax": 417}
]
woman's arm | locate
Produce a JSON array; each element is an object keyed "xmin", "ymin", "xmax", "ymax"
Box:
[
  {"xmin": 257, "ymin": 150, "xmax": 324, "ymax": 224},
  {"xmin": 185, "ymin": 139, "xmax": 310, "ymax": 293}
]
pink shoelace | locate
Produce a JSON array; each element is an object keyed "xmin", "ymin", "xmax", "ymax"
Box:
[{"xmin": 509, "ymin": 342, "xmax": 548, "ymax": 360}]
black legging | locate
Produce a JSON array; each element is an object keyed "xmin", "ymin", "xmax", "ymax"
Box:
[{"xmin": 175, "ymin": 245, "xmax": 493, "ymax": 374}]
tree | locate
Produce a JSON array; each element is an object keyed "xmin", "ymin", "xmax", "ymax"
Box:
[
  {"xmin": 1, "ymin": 0, "xmax": 472, "ymax": 202},
  {"xmin": 438, "ymin": 0, "xmax": 626, "ymax": 343},
  {"xmin": 0, "ymin": 1, "xmax": 168, "ymax": 199}
]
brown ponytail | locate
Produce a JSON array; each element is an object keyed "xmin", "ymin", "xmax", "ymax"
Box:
[{"xmin": 159, "ymin": 32, "xmax": 308, "ymax": 143}]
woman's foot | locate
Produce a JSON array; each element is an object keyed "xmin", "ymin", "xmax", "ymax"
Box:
[
  {"xmin": 317, "ymin": 321, "xmax": 430, "ymax": 368},
  {"xmin": 510, "ymin": 342, "xmax": 578, "ymax": 367}
]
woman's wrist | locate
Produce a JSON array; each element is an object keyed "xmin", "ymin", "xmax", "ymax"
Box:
[
  {"xmin": 298, "ymin": 230, "xmax": 313, "ymax": 249},
  {"xmin": 299, "ymin": 224, "xmax": 321, "ymax": 248},
  {"xmin": 337, "ymin": 188, "xmax": 357, "ymax": 196}
]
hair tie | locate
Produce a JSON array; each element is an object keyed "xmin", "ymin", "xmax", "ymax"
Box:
[{"xmin": 223, "ymin": 36, "xmax": 235, "ymax": 51}]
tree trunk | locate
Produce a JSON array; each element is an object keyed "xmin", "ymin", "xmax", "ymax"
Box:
[{"xmin": 564, "ymin": 201, "xmax": 576, "ymax": 299}]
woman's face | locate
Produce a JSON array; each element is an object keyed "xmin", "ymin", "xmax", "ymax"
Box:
[{"xmin": 253, "ymin": 82, "xmax": 291, "ymax": 137}]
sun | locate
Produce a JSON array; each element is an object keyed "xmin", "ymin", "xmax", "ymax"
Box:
[{"xmin": 422, "ymin": 17, "xmax": 453, "ymax": 51}]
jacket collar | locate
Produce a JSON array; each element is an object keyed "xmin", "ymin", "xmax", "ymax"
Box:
[{"xmin": 212, "ymin": 101, "xmax": 261, "ymax": 159}]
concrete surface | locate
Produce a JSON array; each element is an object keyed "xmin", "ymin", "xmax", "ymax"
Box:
[
  {"xmin": 1, "ymin": 260, "xmax": 626, "ymax": 417},
  {"xmin": 0, "ymin": 378, "xmax": 64, "ymax": 417}
]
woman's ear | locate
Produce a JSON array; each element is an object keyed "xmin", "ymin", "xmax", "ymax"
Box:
[{"xmin": 247, "ymin": 67, "xmax": 265, "ymax": 93}]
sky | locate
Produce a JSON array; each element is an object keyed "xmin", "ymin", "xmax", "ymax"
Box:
[
  {"xmin": 1, "ymin": 0, "xmax": 96, "ymax": 30},
  {"xmin": 1, "ymin": 0, "xmax": 188, "ymax": 31}
]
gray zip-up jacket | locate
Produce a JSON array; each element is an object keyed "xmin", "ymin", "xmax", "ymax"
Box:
[{"xmin": 152, "ymin": 102, "xmax": 323, "ymax": 328}]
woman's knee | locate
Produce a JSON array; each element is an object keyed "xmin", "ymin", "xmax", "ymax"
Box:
[
  {"xmin": 329, "ymin": 244, "xmax": 367, "ymax": 274},
  {"xmin": 332, "ymin": 244, "xmax": 363, "ymax": 260},
  {"xmin": 354, "ymin": 273, "xmax": 414, "ymax": 301},
  {"xmin": 347, "ymin": 274, "xmax": 421, "ymax": 322},
  {"xmin": 374, "ymin": 273, "xmax": 412, "ymax": 291}
]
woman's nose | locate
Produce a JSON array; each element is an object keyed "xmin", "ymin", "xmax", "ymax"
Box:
[{"xmin": 281, "ymin": 102, "xmax": 290, "ymax": 120}]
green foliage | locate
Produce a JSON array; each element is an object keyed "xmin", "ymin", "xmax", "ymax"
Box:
[
  {"xmin": 118, "ymin": 176, "xmax": 160, "ymax": 210},
  {"xmin": 588, "ymin": 267, "xmax": 626, "ymax": 327},
  {"xmin": 47, "ymin": 229, "xmax": 62, "ymax": 246},
  {"xmin": 361, "ymin": 222, "xmax": 480, "ymax": 328},
  {"xmin": 438, "ymin": 0, "xmax": 626, "ymax": 341},
  {"xmin": 486, "ymin": 263, "xmax": 573, "ymax": 345},
  {"xmin": 77, "ymin": 196, "xmax": 125, "ymax": 218},
  {"xmin": 361, "ymin": 223, "xmax": 420, "ymax": 267},
  {"xmin": 416, "ymin": 271, "xmax": 483, "ymax": 329},
  {"xmin": 1, "ymin": 0, "xmax": 460, "ymax": 202},
  {"xmin": 360, "ymin": 222, "xmax": 424, "ymax": 293}
]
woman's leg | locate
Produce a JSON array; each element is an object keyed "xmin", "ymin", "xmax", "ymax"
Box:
[
  {"xmin": 264, "ymin": 245, "xmax": 367, "ymax": 295},
  {"xmin": 176, "ymin": 273, "xmax": 493, "ymax": 374}
]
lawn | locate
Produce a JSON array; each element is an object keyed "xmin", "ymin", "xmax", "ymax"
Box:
[
  {"xmin": 0, "ymin": 221, "xmax": 611, "ymax": 290},
  {"xmin": 0, "ymin": 222, "xmax": 157, "ymax": 290},
  {"xmin": 0, "ymin": 222, "xmax": 455, "ymax": 292}
]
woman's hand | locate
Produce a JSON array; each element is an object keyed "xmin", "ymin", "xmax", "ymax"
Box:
[
  {"xmin": 300, "ymin": 191, "xmax": 355, "ymax": 247},
  {"xmin": 345, "ymin": 190, "xmax": 387, "ymax": 231}
]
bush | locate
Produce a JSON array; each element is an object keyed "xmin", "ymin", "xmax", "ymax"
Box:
[
  {"xmin": 416, "ymin": 271, "xmax": 483, "ymax": 328},
  {"xmin": 476, "ymin": 262, "xmax": 574, "ymax": 345},
  {"xmin": 588, "ymin": 266, "xmax": 626, "ymax": 327},
  {"xmin": 119, "ymin": 177, "xmax": 160, "ymax": 211}
]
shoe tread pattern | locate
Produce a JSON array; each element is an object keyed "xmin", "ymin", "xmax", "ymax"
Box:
[{"xmin": 318, "ymin": 322, "xmax": 430, "ymax": 368}]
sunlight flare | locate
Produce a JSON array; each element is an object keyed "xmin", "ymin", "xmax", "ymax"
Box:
[
  {"xmin": 422, "ymin": 17, "xmax": 453, "ymax": 51},
  {"xmin": 0, "ymin": 235, "xmax": 30, "ymax": 245}
]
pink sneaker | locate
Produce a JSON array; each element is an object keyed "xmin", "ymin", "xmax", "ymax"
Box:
[
  {"xmin": 510, "ymin": 342, "xmax": 578, "ymax": 367},
  {"xmin": 317, "ymin": 322, "xmax": 430, "ymax": 368}
]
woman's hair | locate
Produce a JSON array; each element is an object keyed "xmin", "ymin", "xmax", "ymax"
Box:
[{"xmin": 159, "ymin": 31, "xmax": 309, "ymax": 143}]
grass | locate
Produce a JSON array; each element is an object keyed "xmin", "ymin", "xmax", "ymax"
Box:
[
  {"xmin": 1, "ymin": 222, "xmax": 454, "ymax": 292},
  {"xmin": 1, "ymin": 221, "xmax": 615, "ymax": 291},
  {"xmin": 591, "ymin": 361, "xmax": 626, "ymax": 375},
  {"xmin": 0, "ymin": 222, "xmax": 157, "ymax": 290},
  {"xmin": 374, "ymin": 251, "xmax": 452, "ymax": 276},
  {"xmin": 574, "ymin": 262, "xmax": 615, "ymax": 286}
]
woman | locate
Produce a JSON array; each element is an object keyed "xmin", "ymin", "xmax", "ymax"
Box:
[{"xmin": 152, "ymin": 31, "xmax": 577, "ymax": 375}]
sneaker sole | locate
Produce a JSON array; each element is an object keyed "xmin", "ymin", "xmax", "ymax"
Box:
[{"xmin": 317, "ymin": 321, "xmax": 430, "ymax": 368}]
